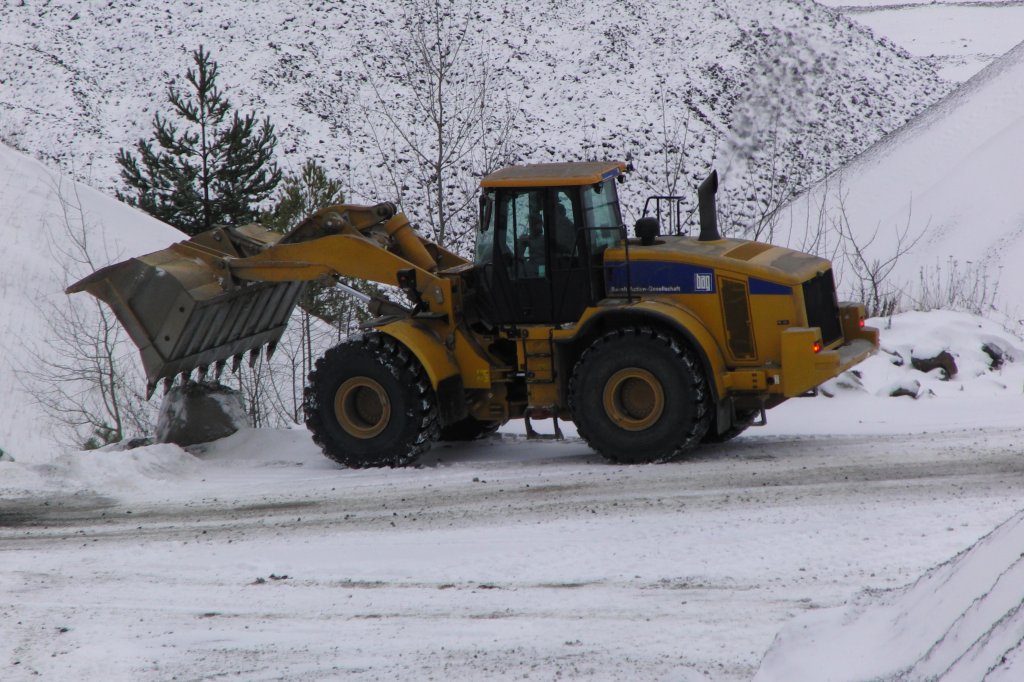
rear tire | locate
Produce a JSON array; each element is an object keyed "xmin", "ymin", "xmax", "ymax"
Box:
[
  {"xmin": 569, "ymin": 327, "xmax": 711, "ymax": 463},
  {"xmin": 304, "ymin": 334, "xmax": 438, "ymax": 468}
]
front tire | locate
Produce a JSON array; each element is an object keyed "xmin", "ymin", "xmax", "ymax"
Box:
[
  {"xmin": 569, "ymin": 327, "xmax": 711, "ymax": 463},
  {"xmin": 304, "ymin": 334, "xmax": 438, "ymax": 468}
]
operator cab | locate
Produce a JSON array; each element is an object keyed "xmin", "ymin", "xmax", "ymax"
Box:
[{"xmin": 475, "ymin": 162, "xmax": 627, "ymax": 325}]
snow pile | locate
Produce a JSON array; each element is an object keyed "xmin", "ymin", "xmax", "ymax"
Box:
[
  {"xmin": 0, "ymin": 442, "xmax": 200, "ymax": 503},
  {"xmin": 0, "ymin": 425, "xmax": 337, "ymax": 514},
  {"xmin": 754, "ymin": 511, "xmax": 1024, "ymax": 681},
  {"xmin": 0, "ymin": 143, "xmax": 180, "ymax": 460},
  {"xmin": 821, "ymin": 310, "xmax": 1024, "ymax": 401},
  {"xmin": 772, "ymin": 39, "xmax": 1024, "ymax": 314},
  {"xmin": 760, "ymin": 310, "xmax": 1024, "ymax": 437}
]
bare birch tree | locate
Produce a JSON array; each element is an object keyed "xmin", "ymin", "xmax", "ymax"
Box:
[{"xmin": 360, "ymin": 0, "xmax": 523, "ymax": 253}]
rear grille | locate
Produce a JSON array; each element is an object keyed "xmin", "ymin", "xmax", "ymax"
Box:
[{"xmin": 802, "ymin": 270, "xmax": 842, "ymax": 346}]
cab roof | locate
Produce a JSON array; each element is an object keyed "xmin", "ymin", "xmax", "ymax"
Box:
[{"xmin": 480, "ymin": 161, "xmax": 627, "ymax": 188}]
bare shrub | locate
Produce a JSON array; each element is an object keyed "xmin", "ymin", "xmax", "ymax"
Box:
[
  {"xmin": 23, "ymin": 178, "xmax": 155, "ymax": 449},
  {"xmin": 911, "ymin": 257, "xmax": 1001, "ymax": 315}
]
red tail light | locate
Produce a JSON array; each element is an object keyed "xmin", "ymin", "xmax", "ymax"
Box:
[
  {"xmin": 859, "ymin": 319, "xmax": 865, "ymax": 328},
  {"xmin": 812, "ymin": 341, "xmax": 822, "ymax": 353}
]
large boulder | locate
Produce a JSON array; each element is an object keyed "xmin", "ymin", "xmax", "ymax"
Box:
[{"xmin": 155, "ymin": 381, "xmax": 248, "ymax": 447}]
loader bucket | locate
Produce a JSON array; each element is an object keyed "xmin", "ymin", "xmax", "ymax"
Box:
[{"xmin": 67, "ymin": 242, "xmax": 305, "ymax": 396}]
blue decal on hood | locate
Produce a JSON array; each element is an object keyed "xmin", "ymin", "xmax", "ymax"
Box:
[
  {"xmin": 749, "ymin": 278, "xmax": 791, "ymax": 295},
  {"xmin": 605, "ymin": 261, "xmax": 716, "ymax": 295}
]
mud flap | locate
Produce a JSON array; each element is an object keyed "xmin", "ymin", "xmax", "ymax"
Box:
[{"xmin": 435, "ymin": 374, "xmax": 468, "ymax": 427}]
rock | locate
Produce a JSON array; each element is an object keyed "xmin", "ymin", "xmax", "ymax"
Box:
[
  {"xmin": 911, "ymin": 350, "xmax": 957, "ymax": 379},
  {"xmin": 0, "ymin": 447, "xmax": 13, "ymax": 462},
  {"xmin": 884, "ymin": 378, "xmax": 921, "ymax": 399},
  {"xmin": 819, "ymin": 370, "xmax": 865, "ymax": 397},
  {"xmin": 882, "ymin": 349, "xmax": 905, "ymax": 366},
  {"xmin": 114, "ymin": 437, "xmax": 154, "ymax": 451},
  {"xmin": 155, "ymin": 381, "xmax": 247, "ymax": 447},
  {"xmin": 981, "ymin": 342, "xmax": 1010, "ymax": 370}
]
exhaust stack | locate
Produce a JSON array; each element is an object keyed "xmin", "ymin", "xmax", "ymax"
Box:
[{"xmin": 697, "ymin": 170, "xmax": 721, "ymax": 242}]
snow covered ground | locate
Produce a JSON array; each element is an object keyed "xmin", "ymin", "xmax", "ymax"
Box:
[{"xmin": 3, "ymin": 309, "xmax": 1024, "ymax": 680}]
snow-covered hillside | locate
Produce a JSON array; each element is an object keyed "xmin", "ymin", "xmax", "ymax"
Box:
[
  {"xmin": 0, "ymin": 0, "xmax": 945, "ymax": 236},
  {"xmin": 771, "ymin": 39, "xmax": 1024, "ymax": 318}
]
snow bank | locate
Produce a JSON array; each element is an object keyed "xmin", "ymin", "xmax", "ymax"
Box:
[
  {"xmin": 822, "ymin": 310, "xmax": 1024, "ymax": 400},
  {"xmin": 757, "ymin": 309, "xmax": 1024, "ymax": 437},
  {"xmin": 0, "ymin": 443, "xmax": 199, "ymax": 500},
  {"xmin": 754, "ymin": 511, "xmax": 1024, "ymax": 681}
]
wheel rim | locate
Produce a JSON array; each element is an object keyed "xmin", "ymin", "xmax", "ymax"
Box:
[
  {"xmin": 334, "ymin": 377, "xmax": 391, "ymax": 439},
  {"xmin": 602, "ymin": 368, "xmax": 665, "ymax": 431}
]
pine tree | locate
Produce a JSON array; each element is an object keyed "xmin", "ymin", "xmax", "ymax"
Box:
[
  {"xmin": 263, "ymin": 159, "xmax": 381, "ymax": 330},
  {"xmin": 262, "ymin": 159, "xmax": 344, "ymax": 234},
  {"xmin": 116, "ymin": 46, "xmax": 281, "ymax": 235}
]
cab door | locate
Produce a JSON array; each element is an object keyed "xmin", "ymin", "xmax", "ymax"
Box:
[
  {"xmin": 475, "ymin": 185, "xmax": 618, "ymax": 325},
  {"xmin": 482, "ymin": 187, "xmax": 552, "ymax": 324},
  {"xmin": 547, "ymin": 188, "xmax": 590, "ymax": 323}
]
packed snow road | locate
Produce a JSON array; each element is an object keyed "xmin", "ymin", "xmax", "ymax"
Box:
[{"xmin": 3, "ymin": 423, "xmax": 1024, "ymax": 681}]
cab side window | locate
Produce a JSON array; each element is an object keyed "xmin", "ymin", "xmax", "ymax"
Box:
[{"xmin": 552, "ymin": 190, "xmax": 580, "ymax": 265}]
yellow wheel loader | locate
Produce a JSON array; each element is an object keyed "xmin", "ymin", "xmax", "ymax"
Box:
[{"xmin": 68, "ymin": 162, "xmax": 878, "ymax": 466}]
